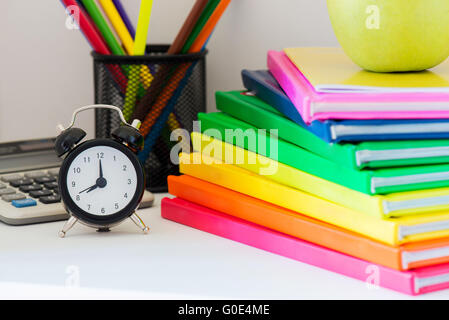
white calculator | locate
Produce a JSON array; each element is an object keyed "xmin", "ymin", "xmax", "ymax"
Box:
[{"xmin": 0, "ymin": 138, "xmax": 154, "ymax": 225}]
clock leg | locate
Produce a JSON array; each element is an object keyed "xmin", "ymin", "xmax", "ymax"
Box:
[
  {"xmin": 58, "ymin": 216, "xmax": 78, "ymax": 238},
  {"xmin": 130, "ymin": 212, "xmax": 150, "ymax": 234}
]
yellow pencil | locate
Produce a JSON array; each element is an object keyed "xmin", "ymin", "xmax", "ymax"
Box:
[
  {"xmin": 110, "ymin": 0, "xmax": 179, "ymax": 129},
  {"xmin": 122, "ymin": 0, "xmax": 154, "ymax": 121},
  {"xmin": 133, "ymin": 0, "xmax": 154, "ymax": 55},
  {"xmin": 99, "ymin": 0, "xmax": 134, "ymax": 54}
]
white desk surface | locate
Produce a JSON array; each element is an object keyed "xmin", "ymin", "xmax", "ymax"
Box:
[{"xmin": 1, "ymin": 193, "xmax": 449, "ymax": 300}]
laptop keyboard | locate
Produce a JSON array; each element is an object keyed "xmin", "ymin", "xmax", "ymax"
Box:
[{"xmin": 1, "ymin": 168, "xmax": 60, "ymax": 208}]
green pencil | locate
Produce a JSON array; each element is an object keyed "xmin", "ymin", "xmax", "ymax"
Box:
[
  {"xmin": 181, "ymin": 0, "xmax": 221, "ymax": 53},
  {"xmin": 81, "ymin": 0, "xmax": 125, "ymax": 55}
]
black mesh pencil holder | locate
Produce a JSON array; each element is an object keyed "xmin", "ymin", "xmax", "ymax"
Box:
[{"xmin": 92, "ymin": 45, "xmax": 207, "ymax": 193}]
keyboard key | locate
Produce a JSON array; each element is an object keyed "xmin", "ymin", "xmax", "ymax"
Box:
[
  {"xmin": 10, "ymin": 179, "xmax": 34, "ymax": 188},
  {"xmin": 44, "ymin": 182, "xmax": 58, "ymax": 190},
  {"xmin": 29, "ymin": 189, "xmax": 53, "ymax": 198},
  {"xmin": 12, "ymin": 198, "xmax": 37, "ymax": 208},
  {"xmin": 47, "ymin": 168, "xmax": 59, "ymax": 176},
  {"xmin": 19, "ymin": 184, "xmax": 43, "ymax": 192},
  {"xmin": 0, "ymin": 188, "xmax": 16, "ymax": 196},
  {"xmin": 2, "ymin": 193, "xmax": 26, "ymax": 202},
  {"xmin": 1, "ymin": 174, "xmax": 23, "ymax": 182},
  {"xmin": 40, "ymin": 194, "xmax": 61, "ymax": 204},
  {"xmin": 24, "ymin": 171, "xmax": 47, "ymax": 179},
  {"xmin": 34, "ymin": 176, "xmax": 56, "ymax": 184}
]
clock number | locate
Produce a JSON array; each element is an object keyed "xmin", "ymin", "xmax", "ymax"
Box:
[
  {"xmin": 87, "ymin": 204, "xmax": 91, "ymax": 211},
  {"xmin": 123, "ymin": 165, "xmax": 127, "ymax": 171},
  {"xmin": 97, "ymin": 152, "xmax": 104, "ymax": 159},
  {"xmin": 127, "ymin": 179, "xmax": 131, "ymax": 185},
  {"xmin": 124, "ymin": 193, "xmax": 128, "ymax": 198},
  {"xmin": 83, "ymin": 156, "xmax": 90, "ymax": 163},
  {"xmin": 72, "ymin": 181, "xmax": 76, "ymax": 188},
  {"xmin": 73, "ymin": 167, "xmax": 81, "ymax": 174},
  {"xmin": 76, "ymin": 195, "xmax": 80, "ymax": 201},
  {"xmin": 101, "ymin": 207, "xmax": 105, "ymax": 214},
  {"xmin": 113, "ymin": 155, "xmax": 116, "ymax": 161},
  {"xmin": 114, "ymin": 203, "xmax": 119, "ymax": 210}
]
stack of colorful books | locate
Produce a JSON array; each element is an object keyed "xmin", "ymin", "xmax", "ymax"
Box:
[{"xmin": 161, "ymin": 47, "xmax": 449, "ymax": 295}]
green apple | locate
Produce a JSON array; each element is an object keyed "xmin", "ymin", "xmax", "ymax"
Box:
[{"xmin": 327, "ymin": 0, "xmax": 449, "ymax": 72}]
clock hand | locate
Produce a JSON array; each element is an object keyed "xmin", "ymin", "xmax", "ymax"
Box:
[
  {"xmin": 99, "ymin": 159, "xmax": 103, "ymax": 178},
  {"xmin": 86, "ymin": 185, "xmax": 99, "ymax": 193},
  {"xmin": 78, "ymin": 161, "xmax": 108, "ymax": 195},
  {"xmin": 97, "ymin": 159, "xmax": 107, "ymax": 189},
  {"xmin": 79, "ymin": 183, "xmax": 98, "ymax": 194}
]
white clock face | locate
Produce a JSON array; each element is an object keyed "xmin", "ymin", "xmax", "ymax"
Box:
[{"xmin": 66, "ymin": 146, "xmax": 138, "ymax": 216}]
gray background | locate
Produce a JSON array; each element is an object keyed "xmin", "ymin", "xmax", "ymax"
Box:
[{"xmin": 0, "ymin": 0, "xmax": 338, "ymax": 142}]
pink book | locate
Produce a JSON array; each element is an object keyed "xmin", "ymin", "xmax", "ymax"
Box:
[
  {"xmin": 267, "ymin": 49, "xmax": 449, "ymax": 124},
  {"xmin": 162, "ymin": 197, "xmax": 449, "ymax": 296}
]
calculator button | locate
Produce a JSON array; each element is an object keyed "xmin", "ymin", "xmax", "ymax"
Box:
[
  {"xmin": 0, "ymin": 188, "xmax": 16, "ymax": 195},
  {"xmin": 19, "ymin": 184, "xmax": 43, "ymax": 192},
  {"xmin": 44, "ymin": 182, "xmax": 58, "ymax": 190},
  {"xmin": 1, "ymin": 174, "xmax": 23, "ymax": 182},
  {"xmin": 34, "ymin": 176, "xmax": 56, "ymax": 184},
  {"xmin": 10, "ymin": 179, "xmax": 34, "ymax": 188},
  {"xmin": 2, "ymin": 193, "xmax": 26, "ymax": 202},
  {"xmin": 40, "ymin": 194, "xmax": 61, "ymax": 204},
  {"xmin": 12, "ymin": 198, "xmax": 37, "ymax": 208},
  {"xmin": 29, "ymin": 189, "xmax": 53, "ymax": 198},
  {"xmin": 24, "ymin": 171, "xmax": 47, "ymax": 179}
]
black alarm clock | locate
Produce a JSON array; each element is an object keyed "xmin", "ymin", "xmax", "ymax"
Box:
[{"xmin": 55, "ymin": 105, "xmax": 150, "ymax": 237}]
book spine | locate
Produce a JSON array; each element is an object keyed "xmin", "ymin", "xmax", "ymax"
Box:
[{"xmin": 267, "ymin": 51, "xmax": 315, "ymax": 124}]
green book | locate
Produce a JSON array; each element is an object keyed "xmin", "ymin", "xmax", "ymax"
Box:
[
  {"xmin": 215, "ymin": 91, "xmax": 449, "ymax": 170},
  {"xmin": 198, "ymin": 111, "xmax": 449, "ymax": 195}
]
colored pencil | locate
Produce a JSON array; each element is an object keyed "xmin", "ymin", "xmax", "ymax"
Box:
[
  {"xmin": 60, "ymin": 0, "xmax": 128, "ymax": 92},
  {"xmin": 133, "ymin": 0, "xmax": 154, "ymax": 55},
  {"xmin": 62, "ymin": 0, "xmax": 110, "ymax": 54},
  {"xmin": 97, "ymin": 0, "xmax": 177, "ymax": 129},
  {"xmin": 131, "ymin": 0, "xmax": 210, "ymax": 121},
  {"xmin": 189, "ymin": 0, "xmax": 230, "ymax": 52},
  {"xmin": 98, "ymin": 0, "xmax": 155, "ymax": 104},
  {"xmin": 137, "ymin": 2, "xmax": 228, "ymax": 163},
  {"xmin": 138, "ymin": 62, "xmax": 198, "ymax": 163},
  {"xmin": 62, "ymin": 0, "xmax": 227, "ymax": 161},
  {"xmin": 138, "ymin": 30, "xmax": 215, "ymax": 161},
  {"xmin": 168, "ymin": 0, "xmax": 211, "ymax": 55},
  {"xmin": 122, "ymin": 0, "xmax": 154, "ymax": 121},
  {"xmin": 99, "ymin": 0, "xmax": 134, "ymax": 54},
  {"xmin": 97, "ymin": 0, "xmax": 154, "ymax": 91},
  {"xmin": 139, "ymin": 66, "xmax": 182, "ymax": 130},
  {"xmin": 138, "ymin": 0, "xmax": 231, "ymax": 137},
  {"xmin": 112, "ymin": 0, "xmax": 136, "ymax": 37},
  {"xmin": 181, "ymin": 0, "xmax": 221, "ymax": 54},
  {"xmin": 80, "ymin": 0, "xmax": 125, "ymax": 55}
]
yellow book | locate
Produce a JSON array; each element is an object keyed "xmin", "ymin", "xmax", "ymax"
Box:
[
  {"xmin": 191, "ymin": 132, "xmax": 449, "ymax": 218},
  {"xmin": 180, "ymin": 152, "xmax": 449, "ymax": 246},
  {"xmin": 283, "ymin": 47, "xmax": 449, "ymax": 92}
]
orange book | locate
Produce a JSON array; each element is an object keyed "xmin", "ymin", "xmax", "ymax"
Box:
[{"xmin": 168, "ymin": 174, "xmax": 449, "ymax": 271}]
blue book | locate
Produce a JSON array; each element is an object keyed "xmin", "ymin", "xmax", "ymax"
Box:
[{"xmin": 242, "ymin": 69, "xmax": 449, "ymax": 143}]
